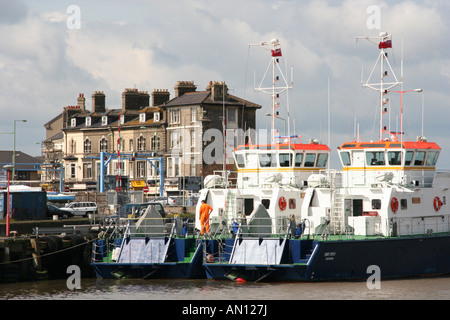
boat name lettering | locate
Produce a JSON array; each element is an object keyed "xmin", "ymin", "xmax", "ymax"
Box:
[{"xmin": 324, "ymin": 252, "xmax": 336, "ymax": 261}]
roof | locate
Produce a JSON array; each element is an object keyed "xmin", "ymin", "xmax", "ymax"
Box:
[
  {"xmin": 164, "ymin": 91, "xmax": 261, "ymax": 109},
  {"xmin": 235, "ymin": 143, "xmax": 331, "ymax": 152},
  {"xmin": 338, "ymin": 140, "xmax": 441, "ymax": 150},
  {"xmin": 44, "ymin": 131, "xmax": 64, "ymax": 143},
  {"xmin": 0, "ymin": 150, "xmax": 43, "ymax": 169}
]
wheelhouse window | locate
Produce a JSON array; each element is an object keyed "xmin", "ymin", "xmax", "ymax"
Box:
[
  {"xmin": 405, "ymin": 151, "xmax": 414, "ymax": 166},
  {"xmin": 414, "ymin": 151, "xmax": 426, "ymax": 166},
  {"xmin": 235, "ymin": 153, "xmax": 245, "ymax": 168},
  {"xmin": 425, "ymin": 151, "xmax": 439, "ymax": 166},
  {"xmin": 304, "ymin": 153, "xmax": 316, "ymax": 167},
  {"xmin": 366, "ymin": 151, "xmax": 385, "ymax": 166},
  {"xmin": 388, "ymin": 151, "xmax": 402, "ymax": 165},
  {"xmin": 316, "ymin": 153, "xmax": 328, "ymax": 167},
  {"xmin": 259, "ymin": 153, "xmax": 276, "ymax": 167},
  {"xmin": 295, "ymin": 153, "xmax": 303, "ymax": 167},
  {"xmin": 279, "ymin": 153, "xmax": 292, "ymax": 167},
  {"xmin": 340, "ymin": 152, "xmax": 351, "ymax": 166}
]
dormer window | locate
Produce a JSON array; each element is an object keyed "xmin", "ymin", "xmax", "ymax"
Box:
[
  {"xmin": 154, "ymin": 112, "xmax": 160, "ymax": 122},
  {"xmin": 120, "ymin": 114, "xmax": 125, "ymax": 125},
  {"xmin": 139, "ymin": 113, "xmax": 146, "ymax": 123},
  {"xmin": 102, "ymin": 116, "xmax": 108, "ymax": 126},
  {"xmin": 85, "ymin": 117, "xmax": 91, "ymax": 126},
  {"xmin": 71, "ymin": 118, "xmax": 77, "ymax": 127}
]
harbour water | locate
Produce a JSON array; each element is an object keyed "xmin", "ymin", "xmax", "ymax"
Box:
[{"xmin": 1, "ymin": 276, "xmax": 449, "ymax": 300}]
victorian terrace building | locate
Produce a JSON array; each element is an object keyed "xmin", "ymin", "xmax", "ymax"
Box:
[{"xmin": 43, "ymin": 81, "xmax": 261, "ymax": 196}]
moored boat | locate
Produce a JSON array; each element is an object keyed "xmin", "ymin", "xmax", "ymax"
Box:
[
  {"xmin": 91, "ymin": 206, "xmax": 204, "ymax": 279},
  {"xmin": 200, "ymin": 34, "xmax": 450, "ymax": 282}
]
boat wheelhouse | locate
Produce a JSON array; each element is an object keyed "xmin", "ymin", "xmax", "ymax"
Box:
[
  {"xmin": 338, "ymin": 139, "xmax": 441, "ymax": 188},
  {"xmin": 234, "ymin": 140, "xmax": 330, "ymax": 188}
]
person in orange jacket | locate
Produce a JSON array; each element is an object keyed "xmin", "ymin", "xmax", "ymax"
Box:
[{"xmin": 199, "ymin": 199, "xmax": 213, "ymax": 235}]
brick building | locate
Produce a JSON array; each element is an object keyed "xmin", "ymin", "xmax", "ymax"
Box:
[{"xmin": 42, "ymin": 81, "xmax": 260, "ymax": 195}]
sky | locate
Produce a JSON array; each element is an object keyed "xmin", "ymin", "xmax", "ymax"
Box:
[{"xmin": 0, "ymin": 0, "xmax": 449, "ymax": 169}]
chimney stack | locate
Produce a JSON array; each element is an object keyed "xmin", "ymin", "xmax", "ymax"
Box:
[
  {"xmin": 77, "ymin": 93, "xmax": 86, "ymax": 111},
  {"xmin": 206, "ymin": 81, "xmax": 228, "ymax": 101},
  {"xmin": 152, "ymin": 89, "xmax": 170, "ymax": 106},
  {"xmin": 174, "ymin": 81, "xmax": 196, "ymax": 97},
  {"xmin": 92, "ymin": 91, "xmax": 106, "ymax": 113},
  {"xmin": 122, "ymin": 88, "xmax": 149, "ymax": 111}
]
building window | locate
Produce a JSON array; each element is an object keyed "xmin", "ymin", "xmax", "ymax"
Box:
[
  {"xmin": 227, "ymin": 108, "xmax": 237, "ymax": 124},
  {"xmin": 137, "ymin": 161, "xmax": 146, "ymax": 178},
  {"xmin": 71, "ymin": 118, "xmax": 77, "ymax": 127},
  {"xmin": 191, "ymin": 108, "xmax": 197, "ymax": 122},
  {"xmin": 150, "ymin": 160, "xmax": 160, "ymax": 177},
  {"xmin": 170, "ymin": 131, "xmax": 179, "ymax": 149},
  {"xmin": 118, "ymin": 137, "xmax": 124, "ymax": 152},
  {"xmin": 191, "ymin": 157, "xmax": 196, "ymax": 176},
  {"xmin": 83, "ymin": 163, "xmax": 92, "ymax": 179},
  {"xmin": 154, "ymin": 112, "xmax": 160, "ymax": 122},
  {"xmin": 102, "ymin": 116, "xmax": 108, "ymax": 126},
  {"xmin": 129, "ymin": 139, "xmax": 134, "ymax": 152},
  {"xmin": 167, "ymin": 157, "xmax": 179, "ymax": 177},
  {"xmin": 139, "ymin": 113, "xmax": 146, "ymax": 123},
  {"xmin": 17, "ymin": 171, "xmax": 30, "ymax": 181},
  {"xmin": 170, "ymin": 110, "xmax": 180, "ymax": 124},
  {"xmin": 99, "ymin": 137, "xmax": 108, "ymax": 152},
  {"xmin": 167, "ymin": 158, "xmax": 173, "ymax": 177},
  {"xmin": 151, "ymin": 135, "xmax": 160, "ymax": 151},
  {"xmin": 85, "ymin": 117, "xmax": 91, "ymax": 126},
  {"xmin": 112, "ymin": 160, "xmax": 125, "ymax": 175},
  {"xmin": 70, "ymin": 163, "xmax": 76, "ymax": 178},
  {"xmin": 70, "ymin": 139, "xmax": 76, "ymax": 154},
  {"xmin": 137, "ymin": 136, "xmax": 146, "ymax": 151},
  {"xmin": 84, "ymin": 138, "xmax": 92, "ymax": 153},
  {"xmin": 191, "ymin": 130, "xmax": 196, "ymax": 148}
]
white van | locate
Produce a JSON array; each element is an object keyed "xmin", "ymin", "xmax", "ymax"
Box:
[{"xmin": 61, "ymin": 202, "xmax": 98, "ymax": 217}]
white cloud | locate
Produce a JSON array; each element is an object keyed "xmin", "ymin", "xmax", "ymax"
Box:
[{"xmin": 0, "ymin": 0, "xmax": 448, "ymax": 164}]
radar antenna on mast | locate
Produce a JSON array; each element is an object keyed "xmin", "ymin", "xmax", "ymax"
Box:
[
  {"xmin": 357, "ymin": 32, "xmax": 403, "ymax": 141},
  {"xmin": 249, "ymin": 39, "xmax": 294, "ymax": 144}
]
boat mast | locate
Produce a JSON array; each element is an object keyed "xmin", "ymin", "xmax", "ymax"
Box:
[
  {"xmin": 358, "ymin": 32, "xmax": 402, "ymax": 141},
  {"xmin": 251, "ymin": 39, "xmax": 293, "ymax": 144}
]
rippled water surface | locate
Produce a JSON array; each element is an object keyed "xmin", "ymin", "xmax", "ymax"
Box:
[{"xmin": 1, "ymin": 276, "xmax": 449, "ymax": 300}]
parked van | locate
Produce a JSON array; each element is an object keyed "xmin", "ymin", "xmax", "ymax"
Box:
[{"xmin": 61, "ymin": 202, "xmax": 98, "ymax": 217}]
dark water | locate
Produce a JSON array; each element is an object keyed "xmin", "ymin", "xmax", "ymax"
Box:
[{"xmin": 0, "ymin": 276, "xmax": 449, "ymax": 300}]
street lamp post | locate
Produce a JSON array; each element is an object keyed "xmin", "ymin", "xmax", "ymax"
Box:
[
  {"xmin": 3, "ymin": 164, "xmax": 13, "ymax": 237},
  {"xmin": 12, "ymin": 120, "xmax": 27, "ymax": 180}
]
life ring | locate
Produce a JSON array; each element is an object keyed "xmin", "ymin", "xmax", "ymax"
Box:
[
  {"xmin": 279, "ymin": 197, "xmax": 287, "ymax": 211},
  {"xmin": 391, "ymin": 197, "xmax": 399, "ymax": 213},
  {"xmin": 433, "ymin": 196, "xmax": 443, "ymax": 211}
]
